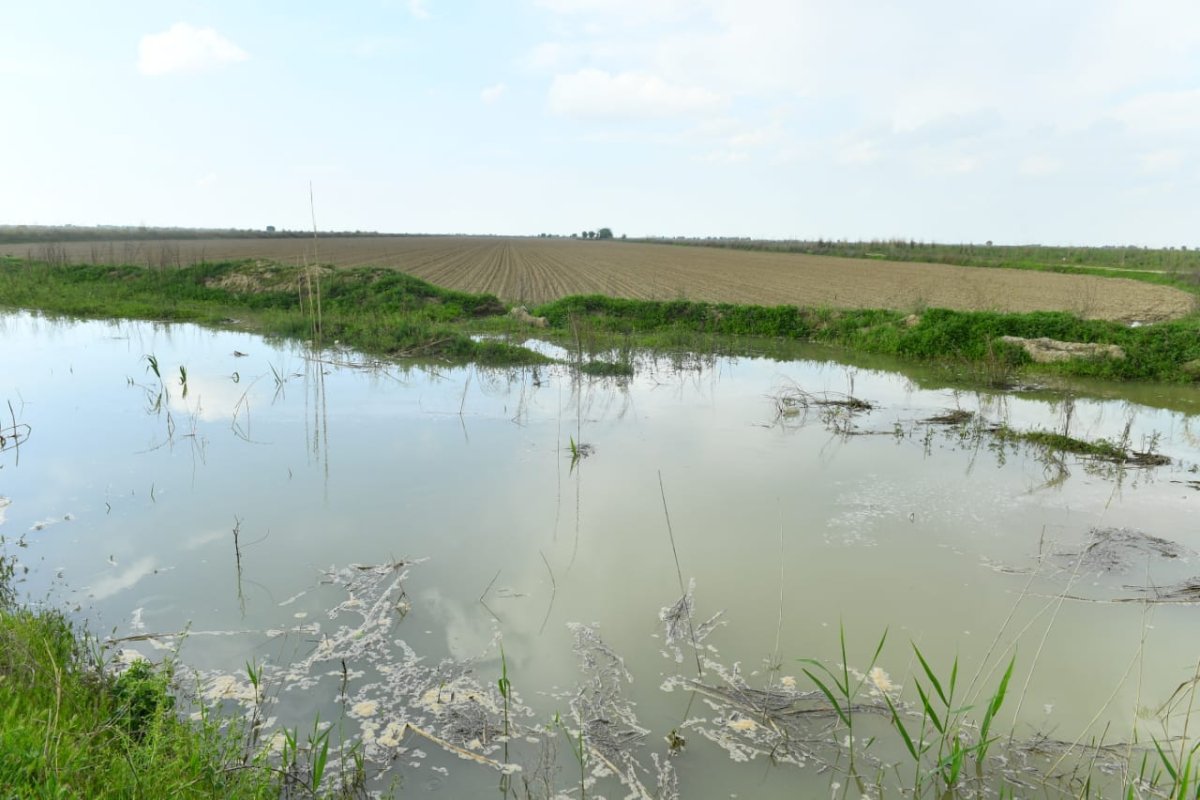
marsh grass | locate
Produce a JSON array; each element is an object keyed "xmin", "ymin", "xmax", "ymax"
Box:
[
  {"xmin": 789, "ymin": 622, "xmax": 1200, "ymax": 799},
  {"xmin": 0, "ymin": 599, "xmax": 269, "ymax": 797},
  {"xmin": 992, "ymin": 426, "xmax": 1170, "ymax": 466},
  {"xmin": 0, "ymin": 540, "xmax": 369, "ymax": 799},
  {"xmin": 4, "ymin": 259, "xmax": 1199, "ymax": 382},
  {"xmin": 0, "ymin": 259, "xmax": 545, "ymax": 366}
]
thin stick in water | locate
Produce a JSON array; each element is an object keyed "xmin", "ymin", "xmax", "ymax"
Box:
[{"xmin": 659, "ymin": 470, "xmax": 703, "ymax": 679}]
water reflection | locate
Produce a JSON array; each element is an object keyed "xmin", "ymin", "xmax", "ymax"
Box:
[{"xmin": 2, "ymin": 309, "xmax": 1200, "ymax": 797}]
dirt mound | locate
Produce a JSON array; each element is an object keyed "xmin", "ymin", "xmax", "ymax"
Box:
[{"xmin": 999, "ymin": 336, "xmax": 1125, "ymax": 363}]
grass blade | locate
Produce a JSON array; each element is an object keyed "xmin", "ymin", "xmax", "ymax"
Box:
[
  {"xmin": 884, "ymin": 694, "xmax": 921, "ymax": 761},
  {"xmin": 802, "ymin": 668, "xmax": 850, "ymax": 728},
  {"xmin": 912, "ymin": 644, "xmax": 948, "ymax": 707},
  {"xmin": 914, "ymin": 680, "xmax": 945, "ymax": 735},
  {"xmin": 978, "ymin": 655, "xmax": 1016, "ymax": 754}
]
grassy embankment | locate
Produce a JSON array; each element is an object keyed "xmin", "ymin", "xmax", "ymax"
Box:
[
  {"xmin": 0, "ymin": 258, "xmax": 542, "ymax": 366},
  {"xmin": 0, "ymin": 547, "xmax": 359, "ymax": 798},
  {"xmin": 534, "ymin": 294, "xmax": 1200, "ymax": 383},
  {"xmin": 2, "ymin": 256, "xmax": 1199, "ymax": 383}
]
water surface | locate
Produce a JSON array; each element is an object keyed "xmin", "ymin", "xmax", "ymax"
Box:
[{"xmin": 3, "ymin": 311, "xmax": 1199, "ymax": 797}]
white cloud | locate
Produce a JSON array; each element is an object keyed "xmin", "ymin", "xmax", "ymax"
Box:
[
  {"xmin": 701, "ymin": 149, "xmax": 748, "ymax": 163},
  {"xmin": 728, "ymin": 123, "xmax": 782, "ymax": 148},
  {"xmin": 480, "ymin": 83, "xmax": 507, "ymax": 104},
  {"xmin": 1113, "ymin": 89, "xmax": 1200, "ymax": 136},
  {"xmin": 1137, "ymin": 149, "xmax": 1185, "ymax": 173},
  {"xmin": 548, "ymin": 68, "xmax": 723, "ymax": 119},
  {"xmin": 1018, "ymin": 155, "xmax": 1063, "ymax": 176},
  {"xmin": 196, "ymin": 173, "xmax": 217, "ymax": 188},
  {"xmin": 914, "ymin": 151, "xmax": 980, "ymax": 176},
  {"xmin": 523, "ymin": 41, "xmax": 570, "ymax": 71},
  {"xmin": 408, "ymin": 0, "xmax": 431, "ymax": 19},
  {"xmin": 836, "ymin": 139, "xmax": 881, "ymax": 166},
  {"xmin": 86, "ymin": 556, "xmax": 158, "ymax": 601},
  {"xmin": 138, "ymin": 23, "xmax": 248, "ymax": 76},
  {"xmin": 535, "ymin": 0, "xmax": 692, "ymax": 23}
]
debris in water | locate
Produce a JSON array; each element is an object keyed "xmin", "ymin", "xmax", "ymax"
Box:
[{"xmin": 1057, "ymin": 527, "xmax": 1192, "ymax": 573}]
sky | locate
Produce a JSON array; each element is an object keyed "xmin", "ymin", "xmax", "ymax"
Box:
[{"xmin": 2, "ymin": 1, "xmax": 1199, "ymax": 245}]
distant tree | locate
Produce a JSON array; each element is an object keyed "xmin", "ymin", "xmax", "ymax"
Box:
[
  {"xmin": 266, "ymin": 225, "xmax": 276, "ymax": 233},
  {"xmin": 597, "ymin": 227, "xmax": 613, "ymax": 240},
  {"xmin": 570, "ymin": 232, "xmax": 578, "ymax": 238}
]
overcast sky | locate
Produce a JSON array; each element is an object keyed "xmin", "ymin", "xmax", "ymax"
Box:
[{"xmin": 2, "ymin": 1, "xmax": 1198, "ymax": 244}]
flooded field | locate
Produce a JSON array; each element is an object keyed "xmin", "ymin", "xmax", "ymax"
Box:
[{"xmin": 3, "ymin": 310, "xmax": 1200, "ymax": 798}]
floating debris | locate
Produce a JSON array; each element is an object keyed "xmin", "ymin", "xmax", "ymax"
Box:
[
  {"xmin": 1057, "ymin": 527, "xmax": 1192, "ymax": 573},
  {"xmin": 922, "ymin": 408, "xmax": 974, "ymax": 425},
  {"xmin": 0, "ymin": 423, "xmax": 31, "ymax": 453}
]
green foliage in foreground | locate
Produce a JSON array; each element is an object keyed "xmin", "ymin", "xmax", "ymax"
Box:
[
  {"xmin": 0, "ymin": 540, "xmax": 372, "ymax": 800},
  {"xmin": 534, "ymin": 296, "xmax": 1200, "ymax": 382},
  {"xmin": 0, "ymin": 599, "xmax": 276, "ymax": 797}
]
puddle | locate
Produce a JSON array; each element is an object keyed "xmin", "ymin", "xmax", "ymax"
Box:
[{"xmin": 3, "ymin": 310, "xmax": 1200, "ymax": 796}]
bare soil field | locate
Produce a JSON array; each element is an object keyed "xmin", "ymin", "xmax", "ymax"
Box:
[{"xmin": 7, "ymin": 236, "xmax": 1194, "ymax": 322}]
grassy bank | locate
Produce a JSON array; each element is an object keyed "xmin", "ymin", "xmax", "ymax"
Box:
[
  {"xmin": 2, "ymin": 257, "xmax": 1199, "ymax": 383},
  {"xmin": 0, "ymin": 545, "xmax": 356, "ymax": 798},
  {"xmin": 533, "ymin": 295, "xmax": 1200, "ymax": 383},
  {"xmin": 0, "ymin": 257, "xmax": 543, "ymax": 366}
]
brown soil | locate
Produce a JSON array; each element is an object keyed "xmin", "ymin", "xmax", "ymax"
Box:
[{"xmin": 6, "ymin": 236, "xmax": 1194, "ymax": 322}]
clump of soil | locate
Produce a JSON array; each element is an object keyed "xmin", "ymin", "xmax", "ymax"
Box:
[
  {"xmin": 998, "ymin": 336, "xmax": 1126, "ymax": 363},
  {"xmin": 205, "ymin": 263, "xmax": 334, "ymax": 294}
]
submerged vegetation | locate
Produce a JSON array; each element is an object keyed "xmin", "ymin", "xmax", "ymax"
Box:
[
  {"xmin": 4, "ymin": 301, "xmax": 1200, "ymax": 797},
  {"xmin": 0, "ymin": 544, "xmax": 367, "ymax": 799},
  {"xmin": 1, "ymin": 257, "xmax": 1199, "ymax": 383}
]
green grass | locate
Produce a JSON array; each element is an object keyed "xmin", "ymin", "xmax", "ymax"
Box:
[
  {"xmin": 0, "ymin": 259, "xmax": 546, "ymax": 366},
  {"xmin": 0, "ymin": 543, "xmax": 368, "ymax": 799},
  {"xmin": 3, "ymin": 259, "xmax": 1199, "ymax": 384},
  {"xmin": 533, "ymin": 296, "xmax": 1200, "ymax": 383},
  {"xmin": 1014, "ymin": 429, "xmax": 1128, "ymax": 460},
  {"xmin": 0, "ymin": 594, "xmax": 269, "ymax": 797}
]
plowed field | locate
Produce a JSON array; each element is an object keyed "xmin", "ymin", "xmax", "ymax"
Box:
[{"xmin": 7, "ymin": 236, "xmax": 1193, "ymax": 322}]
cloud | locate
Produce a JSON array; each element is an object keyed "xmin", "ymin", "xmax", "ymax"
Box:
[
  {"xmin": 138, "ymin": 23, "xmax": 248, "ymax": 76},
  {"xmin": 1019, "ymin": 155, "xmax": 1064, "ymax": 176},
  {"xmin": 835, "ymin": 139, "xmax": 881, "ymax": 166},
  {"xmin": 1112, "ymin": 89, "xmax": 1200, "ymax": 136},
  {"xmin": 535, "ymin": 0, "xmax": 692, "ymax": 23},
  {"xmin": 548, "ymin": 68, "xmax": 723, "ymax": 119},
  {"xmin": 408, "ymin": 0, "xmax": 431, "ymax": 19},
  {"xmin": 480, "ymin": 83, "xmax": 507, "ymax": 104},
  {"xmin": 196, "ymin": 173, "xmax": 217, "ymax": 188},
  {"xmin": 86, "ymin": 556, "xmax": 158, "ymax": 601},
  {"xmin": 1137, "ymin": 149, "xmax": 1185, "ymax": 173},
  {"xmin": 912, "ymin": 150, "xmax": 980, "ymax": 176},
  {"xmin": 701, "ymin": 149, "xmax": 749, "ymax": 163}
]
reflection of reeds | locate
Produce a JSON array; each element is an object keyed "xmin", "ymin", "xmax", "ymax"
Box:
[
  {"xmin": 658, "ymin": 472, "xmax": 702, "ymax": 681},
  {"xmin": 1, "ymin": 399, "xmax": 29, "ymax": 460}
]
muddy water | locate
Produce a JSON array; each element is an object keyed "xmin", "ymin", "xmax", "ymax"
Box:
[{"xmin": 3, "ymin": 310, "xmax": 1200, "ymax": 797}]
